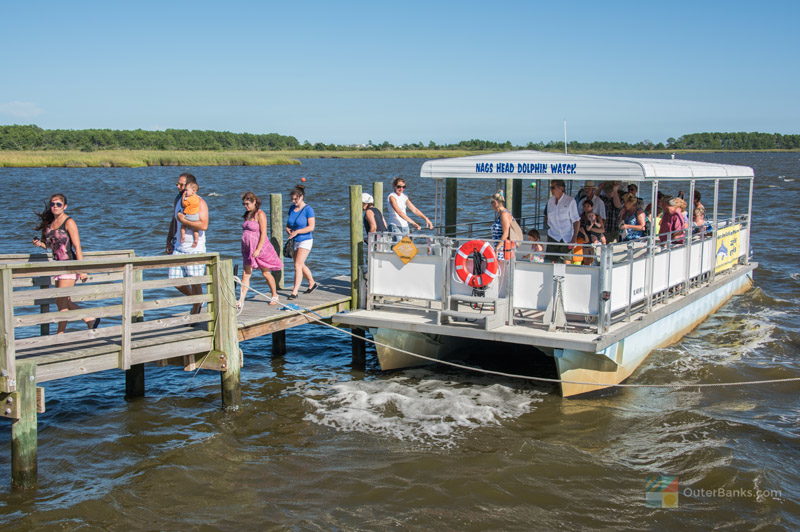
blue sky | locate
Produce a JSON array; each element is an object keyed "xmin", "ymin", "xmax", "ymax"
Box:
[{"xmin": 1, "ymin": 0, "xmax": 797, "ymax": 144}]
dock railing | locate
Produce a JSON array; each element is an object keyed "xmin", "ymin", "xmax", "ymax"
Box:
[{"xmin": 365, "ymin": 213, "xmax": 751, "ymax": 335}]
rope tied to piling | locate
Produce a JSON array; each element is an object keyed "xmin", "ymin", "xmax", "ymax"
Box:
[{"xmin": 231, "ymin": 277, "xmax": 800, "ymax": 390}]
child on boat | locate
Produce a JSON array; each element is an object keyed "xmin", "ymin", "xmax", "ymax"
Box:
[
  {"xmin": 524, "ymin": 229, "xmax": 545, "ymax": 263},
  {"xmin": 180, "ymin": 182, "xmax": 201, "ymax": 248},
  {"xmin": 578, "ymin": 200, "xmax": 606, "ymax": 244}
]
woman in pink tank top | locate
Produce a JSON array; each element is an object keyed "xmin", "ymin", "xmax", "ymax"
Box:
[{"xmin": 32, "ymin": 194, "xmax": 100, "ymax": 333}]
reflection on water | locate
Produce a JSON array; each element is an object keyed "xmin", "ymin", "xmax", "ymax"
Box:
[{"xmin": 0, "ymin": 154, "xmax": 798, "ymax": 529}]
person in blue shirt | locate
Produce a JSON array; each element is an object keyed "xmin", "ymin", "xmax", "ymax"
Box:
[{"xmin": 285, "ymin": 184, "xmax": 318, "ymax": 299}]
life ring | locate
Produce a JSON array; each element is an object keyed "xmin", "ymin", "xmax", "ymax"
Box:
[{"xmin": 453, "ymin": 240, "xmax": 499, "ymax": 288}]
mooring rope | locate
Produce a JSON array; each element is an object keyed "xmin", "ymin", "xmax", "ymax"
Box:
[{"xmin": 232, "ymin": 277, "xmax": 800, "ymax": 390}]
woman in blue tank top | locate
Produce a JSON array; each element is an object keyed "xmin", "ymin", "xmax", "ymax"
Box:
[{"xmin": 285, "ymin": 184, "xmax": 318, "ymax": 299}]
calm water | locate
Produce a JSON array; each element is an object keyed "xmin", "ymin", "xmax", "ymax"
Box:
[{"xmin": 0, "ymin": 154, "xmax": 797, "ymax": 529}]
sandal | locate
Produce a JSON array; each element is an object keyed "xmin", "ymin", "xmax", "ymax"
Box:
[
  {"xmin": 304, "ymin": 283, "xmax": 319, "ymax": 294},
  {"xmin": 268, "ymin": 297, "xmax": 279, "ymax": 306},
  {"xmin": 236, "ymin": 301, "xmax": 243, "ymax": 311},
  {"xmin": 287, "ymin": 293, "xmax": 298, "ymax": 300},
  {"xmin": 89, "ymin": 318, "xmax": 101, "ymax": 329}
]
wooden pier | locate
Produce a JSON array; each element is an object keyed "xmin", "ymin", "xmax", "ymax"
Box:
[{"xmin": 0, "ymin": 183, "xmax": 383, "ymax": 489}]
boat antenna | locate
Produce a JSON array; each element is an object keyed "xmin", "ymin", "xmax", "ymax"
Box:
[{"xmin": 563, "ymin": 120, "xmax": 568, "ymax": 154}]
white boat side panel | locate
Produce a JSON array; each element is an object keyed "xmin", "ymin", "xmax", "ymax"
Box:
[
  {"xmin": 610, "ymin": 258, "xmax": 647, "ymax": 312},
  {"xmin": 668, "ymin": 247, "xmax": 688, "ymax": 286},
  {"xmin": 513, "ymin": 262, "xmax": 598, "ymax": 314},
  {"xmin": 370, "ymin": 252, "xmax": 443, "ymax": 301}
]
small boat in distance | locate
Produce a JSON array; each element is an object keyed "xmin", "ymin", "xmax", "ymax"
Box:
[{"xmin": 335, "ymin": 151, "xmax": 756, "ymax": 397}]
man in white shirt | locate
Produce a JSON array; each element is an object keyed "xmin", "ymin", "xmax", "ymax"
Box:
[{"xmin": 546, "ymin": 179, "xmax": 580, "ymax": 263}]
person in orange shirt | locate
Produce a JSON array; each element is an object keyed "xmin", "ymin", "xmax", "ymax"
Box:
[{"xmin": 180, "ymin": 182, "xmax": 202, "ymax": 248}]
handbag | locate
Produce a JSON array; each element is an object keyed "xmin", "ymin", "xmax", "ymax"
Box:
[{"xmin": 283, "ymin": 238, "xmax": 295, "ymax": 259}]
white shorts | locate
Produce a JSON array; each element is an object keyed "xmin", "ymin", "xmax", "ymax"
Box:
[
  {"xmin": 293, "ymin": 239, "xmax": 313, "ymax": 251},
  {"xmin": 169, "ymin": 248, "xmax": 207, "ymax": 278}
]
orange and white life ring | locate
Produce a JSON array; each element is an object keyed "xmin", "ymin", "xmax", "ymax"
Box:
[{"xmin": 453, "ymin": 240, "xmax": 499, "ymax": 288}]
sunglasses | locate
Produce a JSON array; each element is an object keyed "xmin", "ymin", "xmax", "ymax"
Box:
[
  {"xmin": 395, "ymin": 185, "xmax": 406, "ymax": 189},
  {"xmin": 50, "ymin": 201, "xmax": 64, "ymax": 207}
]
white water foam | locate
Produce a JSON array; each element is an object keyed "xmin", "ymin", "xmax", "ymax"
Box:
[
  {"xmin": 302, "ymin": 373, "xmax": 543, "ymax": 446},
  {"xmin": 206, "ymin": 192, "xmax": 223, "ymax": 197},
  {"xmin": 655, "ymin": 308, "xmax": 783, "ymax": 374}
]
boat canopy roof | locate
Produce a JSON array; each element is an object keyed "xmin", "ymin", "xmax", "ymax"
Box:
[{"xmin": 420, "ymin": 150, "xmax": 754, "ymax": 181}]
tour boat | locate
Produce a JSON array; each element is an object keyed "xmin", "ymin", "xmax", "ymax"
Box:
[{"xmin": 334, "ymin": 151, "xmax": 756, "ymax": 397}]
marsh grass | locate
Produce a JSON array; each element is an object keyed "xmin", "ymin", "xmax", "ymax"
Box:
[
  {"xmin": 2, "ymin": 148, "xmax": 795, "ymax": 168},
  {"xmin": 0, "ymin": 150, "xmax": 301, "ymax": 168}
]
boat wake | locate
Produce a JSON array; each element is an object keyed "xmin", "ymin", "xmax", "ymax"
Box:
[
  {"xmin": 302, "ymin": 372, "xmax": 543, "ymax": 446},
  {"xmin": 650, "ymin": 308, "xmax": 782, "ymax": 375}
]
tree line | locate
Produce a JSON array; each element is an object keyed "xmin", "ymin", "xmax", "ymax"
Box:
[{"xmin": 0, "ymin": 125, "xmax": 797, "ymax": 151}]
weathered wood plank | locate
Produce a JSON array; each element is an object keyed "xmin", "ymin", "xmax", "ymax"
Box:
[
  {"xmin": 120, "ymin": 264, "xmax": 133, "ymax": 370},
  {"xmin": 270, "ymin": 193, "xmax": 284, "ymax": 289},
  {"xmin": 31, "ymin": 331, "xmax": 214, "ymax": 382},
  {"xmin": 350, "ymin": 184, "xmax": 362, "ymax": 311},
  {"xmin": 15, "ymin": 324, "xmax": 123, "ymax": 350},
  {"xmin": 7, "ymin": 252, "xmax": 218, "ymax": 273},
  {"xmin": 134, "ymin": 293, "xmax": 212, "ymax": 313},
  {"xmin": 214, "ymin": 259, "xmax": 241, "ymax": 409},
  {"xmin": 134, "ymin": 275, "xmax": 212, "ymax": 291},
  {"xmin": 0, "ymin": 268, "xmax": 17, "ymax": 393},
  {"xmin": 0, "ymin": 249, "xmax": 134, "ymax": 264},
  {"xmin": 13, "ymin": 283, "xmax": 123, "ymax": 306},
  {"xmin": 14, "ymin": 305, "xmax": 122, "ymax": 328},
  {"xmin": 11, "ymin": 360, "xmax": 37, "ymax": 489},
  {"xmin": 130, "ymin": 312, "xmax": 212, "ymax": 334},
  {"xmin": 237, "ymin": 299, "xmax": 350, "ymax": 341}
]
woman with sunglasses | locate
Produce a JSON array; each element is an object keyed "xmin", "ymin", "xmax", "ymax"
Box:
[
  {"xmin": 31, "ymin": 194, "xmax": 100, "ymax": 333},
  {"xmin": 387, "ymin": 177, "xmax": 433, "ymax": 235}
]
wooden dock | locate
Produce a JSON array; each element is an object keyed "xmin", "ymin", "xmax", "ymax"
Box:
[
  {"xmin": 0, "ymin": 250, "xmax": 355, "ymax": 489},
  {"xmin": 0, "ymin": 184, "xmax": 380, "ymax": 490}
]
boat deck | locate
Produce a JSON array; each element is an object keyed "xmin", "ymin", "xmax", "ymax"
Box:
[{"xmin": 334, "ymin": 263, "xmax": 756, "ymax": 353}]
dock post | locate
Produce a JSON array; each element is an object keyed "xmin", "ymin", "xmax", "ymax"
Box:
[
  {"xmin": 11, "ymin": 360, "xmax": 37, "ymax": 490},
  {"xmin": 271, "ymin": 330, "xmax": 286, "ymax": 356},
  {"xmin": 445, "ymin": 178, "xmax": 458, "ymax": 237},
  {"xmin": 270, "ymin": 193, "xmax": 285, "ymax": 289},
  {"xmin": 372, "ymin": 181, "xmax": 384, "ymax": 212},
  {"xmin": 350, "ymin": 184, "xmax": 363, "ymax": 310},
  {"xmin": 125, "ymin": 268, "xmax": 145, "ymax": 399},
  {"xmin": 214, "ymin": 258, "xmax": 241, "ymax": 409},
  {"xmin": 39, "ymin": 279, "xmax": 50, "ymax": 337},
  {"xmin": 512, "ymin": 179, "xmax": 523, "ymax": 221},
  {"xmin": 351, "ymin": 328, "xmax": 366, "ymax": 368}
]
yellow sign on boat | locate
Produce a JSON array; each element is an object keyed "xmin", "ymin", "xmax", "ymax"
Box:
[
  {"xmin": 715, "ymin": 223, "xmax": 741, "ymax": 273},
  {"xmin": 392, "ymin": 236, "xmax": 418, "ymax": 265}
]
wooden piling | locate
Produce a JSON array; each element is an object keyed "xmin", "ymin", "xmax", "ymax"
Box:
[
  {"xmin": 372, "ymin": 181, "xmax": 384, "ymax": 212},
  {"xmin": 125, "ymin": 364, "xmax": 145, "ymax": 399},
  {"xmin": 271, "ymin": 330, "xmax": 286, "ymax": 356},
  {"xmin": 445, "ymin": 178, "xmax": 458, "ymax": 237},
  {"xmin": 0, "ymin": 268, "xmax": 16, "ymax": 394},
  {"xmin": 125, "ymin": 268, "xmax": 145, "ymax": 399},
  {"xmin": 270, "ymin": 193, "xmax": 284, "ymax": 289},
  {"xmin": 351, "ymin": 328, "xmax": 366, "ymax": 367},
  {"xmin": 11, "ymin": 360, "xmax": 37, "ymax": 490},
  {"xmin": 349, "ymin": 185, "xmax": 363, "ymax": 311},
  {"xmin": 213, "ymin": 258, "xmax": 241, "ymax": 409},
  {"xmin": 512, "ymin": 179, "xmax": 523, "ymax": 221}
]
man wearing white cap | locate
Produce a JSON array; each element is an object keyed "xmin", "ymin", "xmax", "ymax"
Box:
[
  {"xmin": 577, "ymin": 181, "xmax": 606, "ymax": 220},
  {"xmin": 362, "ymin": 192, "xmax": 387, "ymax": 241}
]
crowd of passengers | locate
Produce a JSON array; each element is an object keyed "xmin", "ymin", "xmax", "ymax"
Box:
[
  {"xmin": 361, "ymin": 177, "xmax": 709, "ymax": 265},
  {"xmin": 504, "ymin": 179, "xmax": 709, "ymax": 264}
]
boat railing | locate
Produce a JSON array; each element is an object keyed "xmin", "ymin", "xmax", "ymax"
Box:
[
  {"xmin": 364, "ymin": 213, "xmax": 751, "ymax": 335},
  {"xmin": 433, "ymin": 215, "xmax": 544, "ymax": 237}
]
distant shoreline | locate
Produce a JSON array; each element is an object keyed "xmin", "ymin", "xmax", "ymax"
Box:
[{"xmin": 0, "ymin": 148, "xmax": 797, "ymax": 168}]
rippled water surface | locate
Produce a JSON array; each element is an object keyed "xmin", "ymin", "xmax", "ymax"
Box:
[{"xmin": 0, "ymin": 154, "xmax": 798, "ymax": 529}]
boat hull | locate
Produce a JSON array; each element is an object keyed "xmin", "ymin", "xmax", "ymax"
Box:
[
  {"xmin": 371, "ymin": 271, "xmax": 754, "ymax": 396},
  {"xmin": 555, "ymin": 270, "xmax": 754, "ymax": 397}
]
